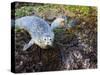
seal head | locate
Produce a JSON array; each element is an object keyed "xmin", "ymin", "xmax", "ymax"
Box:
[{"xmin": 35, "ymin": 32, "xmax": 54, "ymax": 49}]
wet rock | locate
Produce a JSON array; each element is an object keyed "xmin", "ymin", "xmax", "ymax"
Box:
[{"xmin": 13, "ymin": 6, "xmax": 97, "ymax": 72}]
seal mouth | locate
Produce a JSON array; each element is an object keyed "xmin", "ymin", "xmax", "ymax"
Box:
[
  {"xmin": 40, "ymin": 45, "xmax": 52, "ymax": 49},
  {"xmin": 46, "ymin": 45, "xmax": 52, "ymax": 48}
]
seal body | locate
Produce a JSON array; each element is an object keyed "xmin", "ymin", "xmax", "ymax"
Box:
[{"xmin": 15, "ymin": 16, "xmax": 54, "ymax": 50}]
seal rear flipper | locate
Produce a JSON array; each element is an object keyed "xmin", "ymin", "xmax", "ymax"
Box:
[{"xmin": 23, "ymin": 39, "xmax": 34, "ymax": 51}]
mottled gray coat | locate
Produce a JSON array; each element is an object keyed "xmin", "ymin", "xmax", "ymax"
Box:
[{"xmin": 15, "ymin": 16, "xmax": 54, "ymax": 50}]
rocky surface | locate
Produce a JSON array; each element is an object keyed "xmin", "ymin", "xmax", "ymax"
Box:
[
  {"xmin": 14, "ymin": 16, "xmax": 97, "ymax": 72},
  {"xmin": 12, "ymin": 3, "xmax": 97, "ymax": 73}
]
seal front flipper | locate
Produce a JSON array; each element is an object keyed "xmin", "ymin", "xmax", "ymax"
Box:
[{"xmin": 23, "ymin": 39, "xmax": 34, "ymax": 51}]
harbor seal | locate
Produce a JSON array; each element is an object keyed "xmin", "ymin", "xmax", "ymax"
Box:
[
  {"xmin": 13, "ymin": 16, "xmax": 54, "ymax": 51},
  {"xmin": 12, "ymin": 15, "xmax": 66, "ymax": 51},
  {"xmin": 51, "ymin": 17, "xmax": 66, "ymax": 30}
]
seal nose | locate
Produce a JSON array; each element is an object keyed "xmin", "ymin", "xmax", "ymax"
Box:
[
  {"xmin": 47, "ymin": 42, "xmax": 49, "ymax": 44},
  {"xmin": 45, "ymin": 42, "xmax": 52, "ymax": 46},
  {"xmin": 46, "ymin": 42, "xmax": 50, "ymax": 46}
]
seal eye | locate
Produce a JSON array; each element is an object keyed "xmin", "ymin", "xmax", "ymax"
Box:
[
  {"xmin": 48, "ymin": 37, "xmax": 52, "ymax": 41},
  {"xmin": 44, "ymin": 38, "xmax": 46, "ymax": 40}
]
